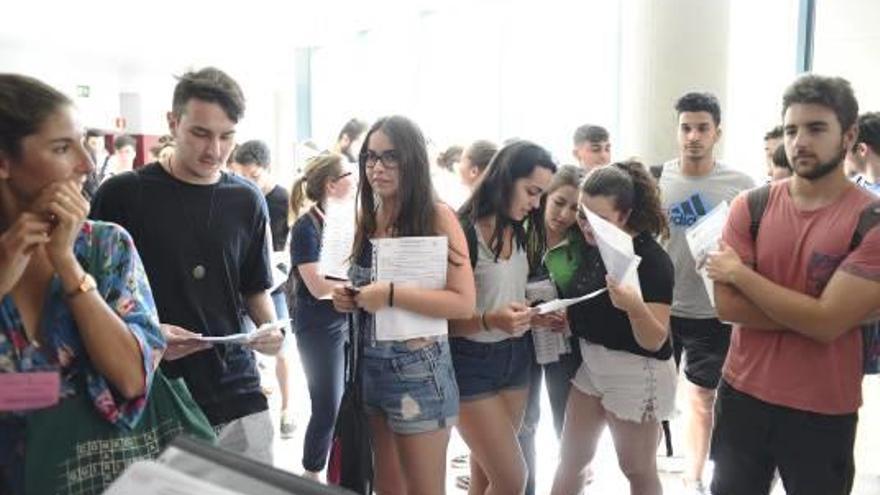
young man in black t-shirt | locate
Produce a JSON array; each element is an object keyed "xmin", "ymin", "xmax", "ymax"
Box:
[{"xmin": 91, "ymin": 67, "xmax": 283, "ymax": 464}]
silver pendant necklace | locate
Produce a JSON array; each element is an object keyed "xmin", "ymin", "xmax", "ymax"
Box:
[{"xmin": 168, "ymin": 161, "xmax": 219, "ymax": 281}]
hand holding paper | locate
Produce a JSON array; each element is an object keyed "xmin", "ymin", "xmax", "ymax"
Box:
[
  {"xmin": 160, "ymin": 324, "xmax": 213, "ymax": 361},
  {"xmin": 580, "ymin": 205, "xmax": 642, "ymax": 293},
  {"xmin": 606, "ymin": 275, "xmax": 643, "ymax": 313},
  {"xmin": 705, "ymin": 240, "xmax": 745, "ymax": 284},
  {"xmin": 489, "ymin": 302, "xmax": 534, "ymax": 336},
  {"xmin": 685, "ymin": 201, "xmax": 730, "ymax": 306},
  {"xmin": 194, "ymin": 319, "xmax": 291, "ymax": 346}
]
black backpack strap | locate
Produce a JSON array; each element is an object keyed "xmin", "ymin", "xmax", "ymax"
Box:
[
  {"xmin": 650, "ymin": 164, "xmax": 664, "ymax": 180},
  {"xmin": 460, "ymin": 217, "xmax": 479, "ymax": 269},
  {"xmin": 850, "ymin": 201, "xmax": 880, "ymax": 251},
  {"xmin": 747, "ymin": 184, "xmax": 772, "ymax": 242}
]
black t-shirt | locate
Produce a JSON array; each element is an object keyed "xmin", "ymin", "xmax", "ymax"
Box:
[
  {"xmin": 265, "ymin": 185, "xmax": 290, "ymax": 252},
  {"xmin": 567, "ymin": 232, "xmax": 675, "ymax": 360},
  {"xmin": 90, "ymin": 162, "xmax": 273, "ymax": 425},
  {"xmin": 289, "ymin": 208, "xmax": 345, "ymax": 327}
]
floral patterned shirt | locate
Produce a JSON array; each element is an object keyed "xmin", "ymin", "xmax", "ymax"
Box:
[{"xmin": 0, "ymin": 221, "xmax": 165, "ymax": 494}]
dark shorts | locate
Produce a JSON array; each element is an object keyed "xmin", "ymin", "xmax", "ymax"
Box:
[
  {"xmin": 671, "ymin": 316, "xmax": 731, "ymax": 389},
  {"xmin": 710, "ymin": 381, "xmax": 857, "ymax": 495},
  {"xmin": 450, "ymin": 335, "xmax": 532, "ymax": 401}
]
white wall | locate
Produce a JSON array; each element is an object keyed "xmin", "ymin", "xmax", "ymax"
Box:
[
  {"xmin": 0, "ymin": 41, "xmax": 123, "ymax": 131},
  {"xmin": 309, "ymin": 0, "xmax": 620, "ymax": 164},
  {"xmin": 0, "ymin": 38, "xmax": 298, "ymax": 186},
  {"xmin": 617, "ymin": 0, "xmax": 731, "ymax": 166},
  {"xmin": 813, "ymin": 0, "xmax": 880, "ymax": 113},
  {"xmin": 724, "ymin": 0, "xmax": 801, "ymax": 180}
]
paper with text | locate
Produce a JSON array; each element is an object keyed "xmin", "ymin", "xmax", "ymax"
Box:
[
  {"xmin": 373, "ymin": 236, "xmax": 448, "ymax": 341},
  {"xmin": 526, "ymin": 278, "xmax": 568, "ymax": 364},
  {"xmin": 320, "ymin": 198, "xmax": 356, "ymax": 281},
  {"xmin": 686, "ymin": 201, "xmax": 729, "ymax": 307},
  {"xmin": 582, "ymin": 205, "xmax": 642, "ymax": 294}
]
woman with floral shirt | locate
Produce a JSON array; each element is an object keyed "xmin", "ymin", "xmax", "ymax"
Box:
[{"xmin": 0, "ymin": 74, "xmax": 165, "ymax": 494}]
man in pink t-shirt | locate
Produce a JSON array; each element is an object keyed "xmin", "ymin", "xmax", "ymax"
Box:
[{"xmin": 704, "ymin": 74, "xmax": 880, "ymax": 495}]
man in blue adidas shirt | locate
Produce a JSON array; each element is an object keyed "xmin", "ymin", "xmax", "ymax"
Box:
[{"xmin": 656, "ymin": 92, "xmax": 755, "ymax": 494}]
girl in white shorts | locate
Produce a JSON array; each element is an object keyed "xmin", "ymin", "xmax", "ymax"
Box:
[{"xmin": 551, "ymin": 161, "xmax": 676, "ymax": 495}]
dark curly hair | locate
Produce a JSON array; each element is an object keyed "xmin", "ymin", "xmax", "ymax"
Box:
[{"xmin": 581, "ymin": 160, "xmax": 669, "ymax": 240}]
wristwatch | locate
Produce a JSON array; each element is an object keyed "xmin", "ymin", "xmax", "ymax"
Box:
[{"xmin": 66, "ymin": 273, "xmax": 97, "ymax": 299}]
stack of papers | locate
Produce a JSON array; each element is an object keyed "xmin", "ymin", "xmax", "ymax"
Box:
[
  {"xmin": 372, "ymin": 236, "xmax": 448, "ymax": 341},
  {"xmin": 320, "ymin": 198, "xmax": 357, "ymax": 281},
  {"xmin": 527, "ymin": 278, "xmax": 568, "ymax": 364}
]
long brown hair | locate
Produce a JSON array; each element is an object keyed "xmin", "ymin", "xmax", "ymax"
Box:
[
  {"xmin": 351, "ymin": 116, "xmax": 438, "ymax": 259},
  {"xmin": 0, "ymin": 74, "xmax": 72, "ymax": 161},
  {"xmin": 289, "ymin": 153, "xmax": 345, "ymax": 220},
  {"xmin": 527, "ymin": 165, "xmax": 585, "ymax": 269},
  {"xmin": 458, "ymin": 140, "xmax": 557, "ymax": 261}
]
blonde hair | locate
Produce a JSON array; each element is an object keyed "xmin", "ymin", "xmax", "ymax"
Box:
[{"xmin": 289, "ymin": 153, "xmax": 345, "ymax": 220}]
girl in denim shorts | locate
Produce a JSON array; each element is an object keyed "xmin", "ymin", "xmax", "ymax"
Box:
[
  {"xmin": 331, "ymin": 116, "xmax": 476, "ymax": 495},
  {"xmin": 450, "ymin": 141, "xmax": 557, "ymax": 495}
]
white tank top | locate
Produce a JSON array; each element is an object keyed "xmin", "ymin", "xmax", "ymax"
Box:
[{"xmin": 467, "ymin": 228, "xmax": 529, "ymax": 343}]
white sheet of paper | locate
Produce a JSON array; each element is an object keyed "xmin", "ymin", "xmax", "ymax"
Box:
[
  {"xmin": 526, "ymin": 278, "xmax": 565, "ymax": 364},
  {"xmin": 582, "ymin": 205, "xmax": 642, "ymax": 294},
  {"xmin": 534, "ymin": 287, "xmax": 609, "ymax": 315},
  {"xmin": 686, "ymin": 201, "xmax": 730, "ymax": 307},
  {"xmin": 373, "ymin": 236, "xmax": 448, "ymax": 341},
  {"xmin": 105, "ymin": 461, "xmax": 240, "ymax": 495},
  {"xmin": 319, "ymin": 197, "xmax": 356, "ymax": 280},
  {"xmin": 269, "ymin": 251, "xmax": 290, "ymax": 293},
  {"xmin": 195, "ymin": 319, "xmax": 290, "ymax": 344}
]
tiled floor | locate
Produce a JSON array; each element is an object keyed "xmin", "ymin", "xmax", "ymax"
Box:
[{"xmin": 261, "ymin": 348, "xmax": 880, "ymax": 494}]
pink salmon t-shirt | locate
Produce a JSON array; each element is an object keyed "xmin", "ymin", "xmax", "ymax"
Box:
[{"xmin": 722, "ymin": 180, "xmax": 880, "ymax": 414}]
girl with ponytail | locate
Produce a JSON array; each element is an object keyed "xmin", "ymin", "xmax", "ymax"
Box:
[
  {"xmin": 551, "ymin": 161, "xmax": 675, "ymax": 495},
  {"xmin": 287, "ymin": 153, "xmax": 354, "ymax": 480}
]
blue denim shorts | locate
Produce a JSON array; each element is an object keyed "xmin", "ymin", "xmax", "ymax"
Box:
[
  {"xmin": 362, "ymin": 340, "xmax": 459, "ymax": 435},
  {"xmin": 450, "ymin": 335, "xmax": 532, "ymax": 401}
]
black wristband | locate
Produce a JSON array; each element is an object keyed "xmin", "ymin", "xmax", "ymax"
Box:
[{"xmin": 388, "ymin": 282, "xmax": 395, "ymax": 307}]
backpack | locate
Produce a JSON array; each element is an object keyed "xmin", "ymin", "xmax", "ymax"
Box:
[
  {"xmin": 283, "ymin": 209, "xmax": 323, "ymax": 315},
  {"xmin": 745, "ymin": 183, "xmax": 880, "ymax": 374}
]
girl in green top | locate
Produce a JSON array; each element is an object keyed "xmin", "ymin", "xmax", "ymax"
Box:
[{"xmin": 520, "ymin": 165, "xmax": 591, "ymax": 494}]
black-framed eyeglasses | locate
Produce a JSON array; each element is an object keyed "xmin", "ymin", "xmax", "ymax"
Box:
[
  {"xmin": 333, "ymin": 171, "xmax": 353, "ymax": 182},
  {"xmin": 361, "ymin": 149, "xmax": 400, "ymax": 170}
]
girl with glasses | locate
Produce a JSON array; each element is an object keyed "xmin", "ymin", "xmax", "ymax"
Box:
[{"xmin": 332, "ymin": 116, "xmax": 475, "ymax": 495}]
